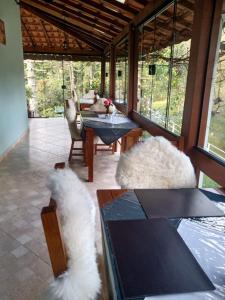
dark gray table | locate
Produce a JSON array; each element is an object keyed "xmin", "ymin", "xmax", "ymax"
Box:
[
  {"xmin": 99, "ymin": 189, "xmax": 225, "ymax": 300},
  {"xmin": 80, "ymin": 112, "xmax": 141, "ymax": 182}
]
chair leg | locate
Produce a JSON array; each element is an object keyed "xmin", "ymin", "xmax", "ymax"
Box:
[
  {"xmin": 68, "ymin": 139, "xmax": 74, "ymax": 161},
  {"xmin": 112, "ymin": 141, "xmax": 117, "ymax": 154}
]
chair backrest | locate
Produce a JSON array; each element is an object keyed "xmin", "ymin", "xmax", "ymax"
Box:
[
  {"xmin": 65, "ymin": 99, "xmax": 76, "ymax": 124},
  {"xmin": 116, "ymin": 136, "xmax": 196, "ymax": 189},
  {"xmin": 41, "ymin": 163, "xmax": 102, "ymax": 299},
  {"xmin": 41, "ymin": 163, "xmax": 67, "ymax": 277},
  {"xmin": 73, "ymin": 90, "xmax": 80, "ymax": 112},
  {"xmin": 64, "ymin": 99, "xmax": 81, "ymax": 139},
  {"xmin": 120, "ymin": 128, "xmax": 143, "ymax": 153},
  {"xmin": 41, "ymin": 163, "xmax": 109, "ymax": 300},
  {"xmin": 41, "ymin": 198, "xmax": 68, "ymax": 278}
]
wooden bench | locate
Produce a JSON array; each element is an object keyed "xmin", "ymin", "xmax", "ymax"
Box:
[{"xmin": 41, "ymin": 162, "xmax": 109, "ymax": 299}]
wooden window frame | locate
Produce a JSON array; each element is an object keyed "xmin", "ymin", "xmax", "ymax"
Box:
[
  {"xmin": 104, "ymin": 52, "xmax": 110, "ymax": 98},
  {"xmin": 113, "ymin": 36, "xmax": 129, "ymax": 113},
  {"xmin": 100, "ymin": 56, "xmax": 106, "ymax": 97},
  {"xmin": 190, "ymin": 0, "xmax": 225, "ymax": 187},
  {"xmin": 130, "ymin": 0, "xmax": 186, "ymax": 145}
]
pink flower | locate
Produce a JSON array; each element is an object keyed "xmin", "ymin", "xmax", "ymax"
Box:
[
  {"xmin": 104, "ymin": 99, "xmax": 110, "ymax": 107},
  {"xmin": 104, "ymin": 98, "xmax": 113, "ymax": 107}
]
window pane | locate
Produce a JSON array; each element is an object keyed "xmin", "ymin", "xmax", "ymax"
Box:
[
  {"xmin": 199, "ymin": 172, "xmax": 221, "ymax": 189},
  {"xmin": 168, "ymin": 40, "xmax": 190, "ymax": 134},
  {"xmin": 137, "ymin": 0, "xmax": 194, "ymax": 135},
  {"xmin": 24, "ymin": 60, "xmax": 102, "ymax": 118},
  {"xmin": 203, "ymin": 5, "xmax": 225, "ymax": 162},
  {"xmin": 115, "ymin": 39, "xmax": 128, "ymax": 104}
]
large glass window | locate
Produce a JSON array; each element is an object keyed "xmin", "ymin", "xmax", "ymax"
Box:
[
  {"xmin": 137, "ymin": 0, "xmax": 194, "ymax": 135},
  {"xmin": 73, "ymin": 61, "xmax": 101, "ymax": 98},
  {"xmin": 199, "ymin": 172, "xmax": 221, "ymax": 189},
  {"xmin": 115, "ymin": 39, "xmax": 128, "ymax": 104},
  {"xmin": 203, "ymin": 5, "xmax": 225, "ymax": 163},
  {"xmin": 24, "ymin": 59, "xmax": 101, "ymax": 117}
]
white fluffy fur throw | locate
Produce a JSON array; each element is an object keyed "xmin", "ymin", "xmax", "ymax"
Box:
[
  {"xmin": 47, "ymin": 168, "xmax": 101, "ymax": 300},
  {"xmin": 116, "ymin": 136, "xmax": 196, "ymax": 189}
]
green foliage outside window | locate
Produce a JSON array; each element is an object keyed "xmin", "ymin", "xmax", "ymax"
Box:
[
  {"xmin": 24, "ymin": 60, "xmax": 101, "ymax": 118},
  {"xmin": 138, "ymin": 38, "xmax": 190, "ymax": 135}
]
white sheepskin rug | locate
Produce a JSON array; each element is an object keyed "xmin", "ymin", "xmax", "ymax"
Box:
[
  {"xmin": 46, "ymin": 168, "xmax": 101, "ymax": 300},
  {"xmin": 116, "ymin": 136, "xmax": 196, "ymax": 189}
]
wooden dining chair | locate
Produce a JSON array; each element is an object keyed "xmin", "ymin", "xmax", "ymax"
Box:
[
  {"xmin": 94, "ymin": 141, "xmax": 117, "ymax": 155},
  {"xmin": 116, "ymin": 136, "xmax": 196, "ymax": 189},
  {"xmin": 41, "ymin": 162, "xmax": 109, "ymax": 300},
  {"xmin": 120, "ymin": 128, "xmax": 143, "ymax": 153},
  {"xmin": 64, "ymin": 100, "xmax": 83, "ymax": 161}
]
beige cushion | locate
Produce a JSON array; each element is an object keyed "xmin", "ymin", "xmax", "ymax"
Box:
[{"xmin": 69, "ymin": 123, "xmax": 81, "ymax": 140}]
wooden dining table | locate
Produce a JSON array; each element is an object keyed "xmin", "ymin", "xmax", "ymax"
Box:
[
  {"xmin": 80, "ymin": 111, "xmax": 142, "ymax": 182},
  {"xmin": 97, "ymin": 188, "xmax": 225, "ymax": 300}
]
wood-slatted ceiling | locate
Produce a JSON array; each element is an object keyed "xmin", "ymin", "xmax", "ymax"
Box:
[
  {"xmin": 140, "ymin": 0, "xmax": 195, "ymax": 53},
  {"xmin": 20, "ymin": 0, "xmax": 195, "ymax": 59}
]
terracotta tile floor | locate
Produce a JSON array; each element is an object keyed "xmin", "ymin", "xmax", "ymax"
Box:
[{"xmin": 0, "ymin": 118, "xmax": 120, "ymax": 300}]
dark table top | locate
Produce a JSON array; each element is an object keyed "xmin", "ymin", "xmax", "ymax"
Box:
[
  {"xmin": 80, "ymin": 111, "xmax": 139, "ymax": 144},
  {"xmin": 135, "ymin": 188, "xmax": 224, "ymax": 219},
  {"xmin": 100, "ymin": 189, "xmax": 225, "ymax": 300}
]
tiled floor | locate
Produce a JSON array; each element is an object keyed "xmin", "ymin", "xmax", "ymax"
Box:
[{"xmin": 0, "ymin": 118, "xmax": 120, "ymax": 300}]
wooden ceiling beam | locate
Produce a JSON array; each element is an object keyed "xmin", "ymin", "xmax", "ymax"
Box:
[
  {"xmin": 105, "ymin": 0, "xmax": 173, "ymax": 52},
  {"xmin": 133, "ymin": 0, "xmax": 174, "ymax": 26},
  {"xmin": 20, "ymin": 2, "xmax": 110, "ymax": 47},
  {"xmin": 102, "ymin": 0, "xmax": 138, "ymax": 15},
  {"xmin": 21, "ymin": 0, "xmax": 115, "ymax": 39},
  {"xmin": 23, "ymin": 46, "xmax": 101, "ymax": 55},
  {"xmin": 178, "ymin": 0, "xmax": 195, "ymax": 12},
  {"xmin": 21, "ymin": 19, "xmax": 36, "ymax": 48},
  {"xmin": 51, "ymin": 15, "xmax": 110, "ymax": 47},
  {"xmin": 56, "ymin": 0, "xmax": 125, "ymax": 29},
  {"xmin": 40, "ymin": 20, "xmax": 52, "ymax": 48},
  {"xmin": 36, "ymin": 0, "xmax": 119, "ymax": 36},
  {"xmin": 24, "ymin": 53, "xmax": 102, "ymax": 62},
  {"xmin": 63, "ymin": 31, "xmax": 68, "ymax": 46},
  {"xmin": 74, "ymin": 0, "xmax": 131, "ymax": 23},
  {"xmin": 132, "ymin": 0, "xmax": 147, "ymax": 7},
  {"xmin": 75, "ymin": 38, "xmax": 84, "ymax": 50},
  {"xmin": 49, "ymin": 0, "xmax": 121, "ymax": 34},
  {"xmin": 20, "ymin": 2, "xmax": 105, "ymax": 52},
  {"xmin": 159, "ymin": 11, "xmax": 193, "ymax": 31}
]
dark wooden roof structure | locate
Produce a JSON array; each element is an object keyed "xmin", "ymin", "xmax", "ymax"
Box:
[{"xmin": 19, "ymin": 0, "xmax": 195, "ymax": 60}]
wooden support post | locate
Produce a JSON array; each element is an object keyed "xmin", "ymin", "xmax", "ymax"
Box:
[
  {"xmin": 101, "ymin": 56, "xmax": 106, "ymax": 97},
  {"xmin": 127, "ymin": 24, "xmax": 138, "ymax": 115},
  {"xmin": 109, "ymin": 45, "xmax": 115, "ymax": 100},
  {"xmin": 197, "ymin": 0, "xmax": 223, "ymax": 147},
  {"xmin": 181, "ymin": 0, "xmax": 215, "ymax": 154}
]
